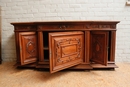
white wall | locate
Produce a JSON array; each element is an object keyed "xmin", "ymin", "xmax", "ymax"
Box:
[{"xmin": 0, "ymin": 0, "xmax": 130, "ymax": 62}]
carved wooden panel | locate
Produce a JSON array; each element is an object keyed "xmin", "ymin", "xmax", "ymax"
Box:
[
  {"xmin": 90, "ymin": 32, "xmax": 108, "ymax": 65},
  {"xmin": 19, "ymin": 32, "xmax": 37, "ymax": 65},
  {"xmin": 49, "ymin": 32, "xmax": 84, "ymax": 73}
]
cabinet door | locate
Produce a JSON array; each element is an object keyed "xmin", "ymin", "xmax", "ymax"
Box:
[
  {"xmin": 19, "ymin": 32, "xmax": 37, "ymax": 65},
  {"xmin": 49, "ymin": 32, "xmax": 84, "ymax": 73},
  {"xmin": 90, "ymin": 32, "xmax": 108, "ymax": 65}
]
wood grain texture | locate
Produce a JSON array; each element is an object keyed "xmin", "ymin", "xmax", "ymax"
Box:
[
  {"xmin": 0, "ymin": 62, "xmax": 130, "ymax": 87},
  {"xmin": 90, "ymin": 31, "xmax": 108, "ymax": 65},
  {"xmin": 11, "ymin": 21, "xmax": 119, "ymax": 73},
  {"xmin": 0, "ymin": 7, "xmax": 1, "ymax": 64},
  {"xmin": 19, "ymin": 32, "xmax": 37, "ymax": 65},
  {"xmin": 49, "ymin": 32, "xmax": 84, "ymax": 73}
]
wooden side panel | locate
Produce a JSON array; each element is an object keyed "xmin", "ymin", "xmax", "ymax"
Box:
[
  {"xmin": 49, "ymin": 32, "xmax": 84, "ymax": 73},
  {"xmin": 0, "ymin": 7, "xmax": 1, "ymax": 64},
  {"xmin": 19, "ymin": 32, "xmax": 37, "ymax": 65},
  {"xmin": 15, "ymin": 32, "xmax": 21, "ymax": 64},
  {"xmin": 90, "ymin": 31, "xmax": 108, "ymax": 65}
]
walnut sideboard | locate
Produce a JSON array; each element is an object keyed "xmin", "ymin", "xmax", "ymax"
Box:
[{"xmin": 11, "ymin": 21, "xmax": 119, "ymax": 73}]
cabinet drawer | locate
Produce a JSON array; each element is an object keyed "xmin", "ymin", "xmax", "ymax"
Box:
[{"xmin": 38, "ymin": 24, "xmax": 84, "ymax": 30}]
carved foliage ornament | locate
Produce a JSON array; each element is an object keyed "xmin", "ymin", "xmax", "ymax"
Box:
[
  {"xmin": 55, "ymin": 38, "xmax": 82, "ymax": 65},
  {"xmin": 15, "ymin": 26, "xmax": 36, "ymax": 30},
  {"xmin": 86, "ymin": 24, "xmax": 116, "ymax": 29}
]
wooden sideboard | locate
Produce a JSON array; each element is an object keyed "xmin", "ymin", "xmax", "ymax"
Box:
[{"xmin": 11, "ymin": 21, "xmax": 119, "ymax": 73}]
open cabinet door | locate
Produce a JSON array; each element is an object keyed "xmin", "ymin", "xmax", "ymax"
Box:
[
  {"xmin": 19, "ymin": 32, "xmax": 37, "ymax": 65},
  {"xmin": 90, "ymin": 31, "xmax": 108, "ymax": 65},
  {"xmin": 49, "ymin": 32, "xmax": 84, "ymax": 73}
]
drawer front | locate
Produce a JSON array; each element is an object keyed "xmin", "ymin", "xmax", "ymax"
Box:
[{"xmin": 38, "ymin": 24, "xmax": 85, "ymax": 30}]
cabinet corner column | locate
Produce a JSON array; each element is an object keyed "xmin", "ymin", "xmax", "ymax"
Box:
[
  {"xmin": 85, "ymin": 31, "xmax": 90, "ymax": 64},
  {"xmin": 15, "ymin": 31, "xmax": 20, "ymax": 63},
  {"xmin": 110, "ymin": 31, "xmax": 116, "ymax": 62},
  {"xmin": 38, "ymin": 32, "xmax": 44, "ymax": 62}
]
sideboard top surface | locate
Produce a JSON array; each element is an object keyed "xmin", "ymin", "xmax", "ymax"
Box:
[{"xmin": 11, "ymin": 20, "xmax": 120, "ymax": 25}]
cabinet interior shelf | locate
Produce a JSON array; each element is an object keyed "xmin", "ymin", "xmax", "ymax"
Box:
[{"xmin": 44, "ymin": 47, "xmax": 49, "ymax": 50}]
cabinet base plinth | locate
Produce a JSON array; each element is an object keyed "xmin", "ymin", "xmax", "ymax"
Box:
[{"xmin": 91, "ymin": 63, "xmax": 118, "ymax": 68}]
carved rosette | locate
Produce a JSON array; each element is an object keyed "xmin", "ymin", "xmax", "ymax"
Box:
[{"xmin": 55, "ymin": 38, "xmax": 82, "ymax": 65}]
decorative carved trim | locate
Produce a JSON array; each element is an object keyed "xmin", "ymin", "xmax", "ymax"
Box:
[
  {"xmin": 38, "ymin": 26, "xmax": 43, "ymax": 30},
  {"xmin": 15, "ymin": 26, "xmax": 36, "ymax": 30},
  {"xmin": 26, "ymin": 38, "xmax": 36, "ymax": 57},
  {"xmin": 55, "ymin": 38, "xmax": 82, "ymax": 65},
  {"xmin": 86, "ymin": 24, "xmax": 116, "ymax": 29},
  {"xmin": 99, "ymin": 25, "xmax": 110, "ymax": 28},
  {"xmin": 92, "ymin": 25, "xmax": 99, "ymax": 28},
  {"xmin": 59, "ymin": 25, "xmax": 67, "ymax": 30},
  {"xmin": 86, "ymin": 25, "xmax": 90, "ymax": 29},
  {"xmin": 111, "ymin": 25, "xmax": 116, "ymax": 28}
]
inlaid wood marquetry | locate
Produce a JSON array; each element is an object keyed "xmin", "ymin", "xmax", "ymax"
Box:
[{"xmin": 90, "ymin": 32, "xmax": 108, "ymax": 65}]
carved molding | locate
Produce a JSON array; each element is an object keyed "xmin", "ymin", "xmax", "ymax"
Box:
[
  {"xmin": 15, "ymin": 26, "xmax": 36, "ymax": 30},
  {"xmin": 38, "ymin": 24, "xmax": 116, "ymax": 30},
  {"xmin": 86, "ymin": 24, "xmax": 116, "ymax": 29},
  {"xmin": 59, "ymin": 25, "xmax": 67, "ymax": 30},
  {"xmin": 92, "ymin": 25, "xmax": 99, "ymax": 28}
]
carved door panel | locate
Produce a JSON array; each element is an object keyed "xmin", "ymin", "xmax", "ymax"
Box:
[
  {"xmin": 90, "ymin": 32, "xmax": 108, "ymax": 65},
  {"xmin": 19, "ymin": 32, "xmax": 37, "ymax": 65},
  {"xmin": 49, "ymin": 32, "xmax": 84, "ymax": 73}
]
